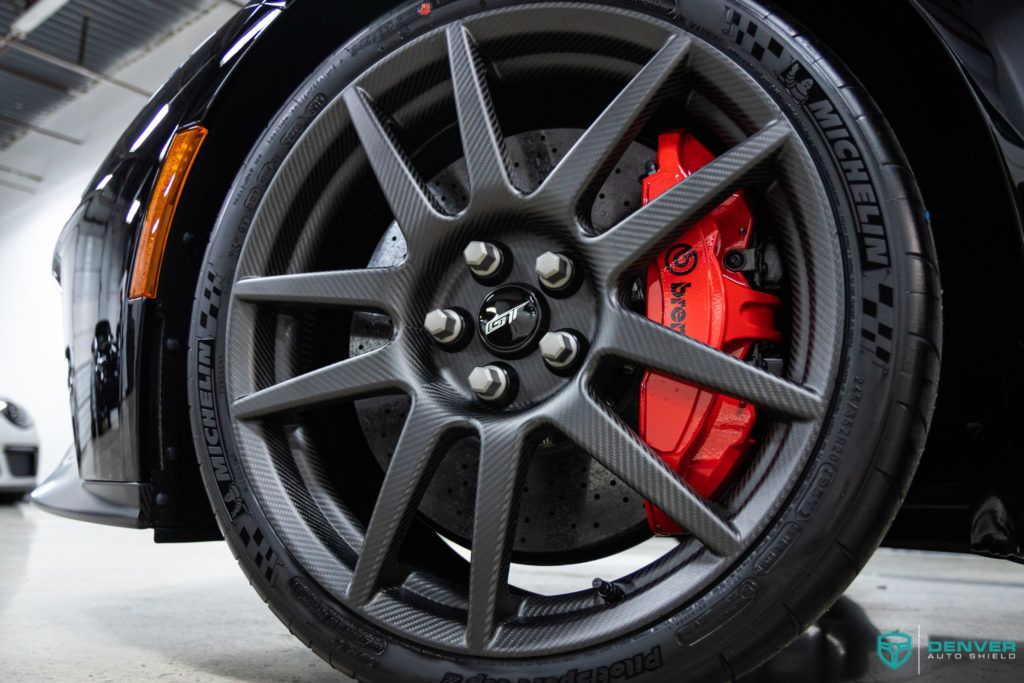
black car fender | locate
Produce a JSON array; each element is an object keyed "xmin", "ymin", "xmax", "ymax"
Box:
[{"xmin": 37, "ymin": 0, "xmax": 407, "ymax": 537}]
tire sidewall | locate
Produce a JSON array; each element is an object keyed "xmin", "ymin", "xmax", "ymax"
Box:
[{"xmin": 188, "ymin": 1, "xmax": 924, "ymax": 681}]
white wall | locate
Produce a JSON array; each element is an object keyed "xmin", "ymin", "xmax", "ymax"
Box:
[
  {"xmin": 0, "ymin": 3, "xmax": 238, "ymax": 480},
  {"xmin": 0, "ymin": 177, "xmax": 84, "ymax": 479}
]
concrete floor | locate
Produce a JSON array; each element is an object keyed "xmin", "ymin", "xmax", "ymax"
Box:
[{"xmin": 1, "ymin": 503, "xmax": 1022, "ymax": 682}]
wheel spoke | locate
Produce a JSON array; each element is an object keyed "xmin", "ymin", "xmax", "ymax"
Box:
[
  {"xmin": 603, "ymin": 309, "xmax": 822, "ymax": 420},
  {"xmin": 553, "ymin": 389, "xmax": 741, "ymax": 556},
  {"xmin": 533, "ymin": 35, "xmax": 691, "ymax": 215},
  {"xmin": 590, "ymin": 120, "xmax": 793, "ymax": 282},
  {"xmin": 446, "ymin": 24, "xmax": 515, "ymax": 200},
  {"xmin": 233, "ymin": 266, "xmax": 408, "ymax": 314},
  {"xmin": 343, "ymin": 86, "xmax": 447, "ymax": 244},
  {"xmin": 348, "ymin": 396, "xmax": 465, "ymax": 604},
  {"xmin": 232, "ymin": 345, "xmax": 406, "ymax": 421},
  {"xmin": 465, "ymin": 421, "xmax": 531, "ymax": 650}
]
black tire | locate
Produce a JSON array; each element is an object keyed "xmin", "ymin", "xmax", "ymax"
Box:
[{"xmin": 188, "ymin": 1, "xmax": 941, "ymax": 680}]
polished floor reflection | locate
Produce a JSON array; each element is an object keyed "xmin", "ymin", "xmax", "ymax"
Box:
[{"xmin": 1, "ymin": 504, "xmax": 1021, "ymax": 681}]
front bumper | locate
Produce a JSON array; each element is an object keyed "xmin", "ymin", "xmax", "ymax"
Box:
[{"xmin": 31, "ymin": 448, "xmax": 144, "ymax": 526}]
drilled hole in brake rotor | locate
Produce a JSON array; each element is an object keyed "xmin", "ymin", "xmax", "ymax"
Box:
[{"xmin": 349, "ymin": 129, "xmax": 654, "ymax": 564}]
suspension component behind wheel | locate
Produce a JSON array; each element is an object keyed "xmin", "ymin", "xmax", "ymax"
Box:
[{"xmin": 639, "ymin": 131, "xmax": 782, "ymax": 535}]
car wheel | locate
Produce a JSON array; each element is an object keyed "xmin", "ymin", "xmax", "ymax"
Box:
[{"xmin": 188, "ymin": 1, "xmax": 941, "ymax": 680}]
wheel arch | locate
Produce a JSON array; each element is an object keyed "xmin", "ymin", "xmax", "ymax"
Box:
[{"xmin": 775, "ymin": 0, "xmax": 1024, "ymax": 555}]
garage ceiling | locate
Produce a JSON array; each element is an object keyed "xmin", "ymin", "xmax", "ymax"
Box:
[{"xmin": 0, "ymin": 0, "xmax": 241, "ymax": 177}]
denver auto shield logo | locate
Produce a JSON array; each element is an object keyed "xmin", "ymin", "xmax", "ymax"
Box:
[{"xmin": 877, "ymin": 631, "xmax": 913, "ymax": 670}]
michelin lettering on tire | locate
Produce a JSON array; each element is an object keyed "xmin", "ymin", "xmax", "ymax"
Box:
[
  {"xmin": 723, "ymin": 7, "xmax": 892, "ymax": 270},
  {"xmin": 195, "ymin": 268, "xmax": 235, "ymax": 496}
]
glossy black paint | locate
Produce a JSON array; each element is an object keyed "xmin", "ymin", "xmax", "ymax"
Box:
[
  {"xmin": 41, "ymin": 1, "xmax": 300, "ymax": 533},
  {"xmin": 35, "ymin": 0, "xmax": 1024, "ymax": 557},
  {"xmin": 916, "ymin": 0, "xmax": 1024, "ymax": 217},
  {"xmin": 907, "ymin": 0, "xmax": 1024, "ymax": 564},
  {"xmin": 37, "ymin": 0, "xmax": 407, "ymax": 535}
]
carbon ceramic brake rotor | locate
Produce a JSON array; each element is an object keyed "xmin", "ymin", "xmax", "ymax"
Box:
[{"xmin": 351, "ymin": 129, "xmax": 653, "ymax": 563}]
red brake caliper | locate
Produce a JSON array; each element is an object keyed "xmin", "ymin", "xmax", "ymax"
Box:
[{"xmin": 639, "ymin": 131, "xmax": 782, "ymax": 535}]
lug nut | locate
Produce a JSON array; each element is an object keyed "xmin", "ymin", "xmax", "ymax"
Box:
[
  {"xmin": 424, "ymin": 308, "xmax": 466, "ymax": 345},
  {"xmin": 540, "ymin": 330, "xmax": 582, "ymax": 370},
  {"xmin": 469, "ymin": 365, "xmax": 514, "ymax": 403},
  {"xmin": 464, "ymin": 241, "xmax": 505, "ymax": 279},
  {"xmin": 535, "ymin": 251, "xmax": 575, "ymax": 292}
]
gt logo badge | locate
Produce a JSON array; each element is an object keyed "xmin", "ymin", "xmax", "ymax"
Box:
[
  {"xmin": 485, "ymin": 301, "xmax": 529, "ymax": 336},
  {"xmin": 478, "ymin": 285, "xmax": 544, "ymax": 356}
]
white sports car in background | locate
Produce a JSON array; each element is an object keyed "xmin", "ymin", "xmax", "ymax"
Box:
[{"xmin": 0, "ymin": 398, "xmax": 39, "ymax": 502}]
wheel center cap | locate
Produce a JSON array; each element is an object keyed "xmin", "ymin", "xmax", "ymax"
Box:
[{"xmin": 478, "ymin": 285, "xmax": 545, "ymax": 356}]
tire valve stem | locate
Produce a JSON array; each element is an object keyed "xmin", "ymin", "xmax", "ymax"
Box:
[{"xmin": 592, "ymin": 578, "xmax": 625, "ymax": 604}]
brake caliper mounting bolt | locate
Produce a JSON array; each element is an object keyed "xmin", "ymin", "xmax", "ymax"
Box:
[
  {"xmin": 463, "ymin": 241, "xmax": 505, "ymax": 279},
  {"xmin": 469, "ymin": 365, "xmax": 514, "ymax": 403},
  {"xmin": 724, "ymin": 250, "xmax": 746, "ymax": 272},
  {"xmin": 540, "ymin": 330, "xmax": 582, "ymax": 370},
  {"xmin": 535, "ymin": 251, "xmax": 575, "ymax": 292},
  {"xmin": 424, "ymin": 308, "xmax": 466, "ymax": 346}
]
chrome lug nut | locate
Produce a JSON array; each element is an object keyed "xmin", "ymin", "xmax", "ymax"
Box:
[
  {"xmin": 424, "ymin": 308, "xmax": 465, "ymax": 345},
  {"xmin": 535, "ymin": 251, "xmax": 575, "ymax": 291},
  {"xmin": 469, "ymin": 365, "xmax": 513, "ymax": 403},
  {"xmin": 463, "ymin": 241, "xmax": 505, "ymax": 279},
  {"xmin": 540, "ymin": 330, "xmax": 582, "ymax": 370}
]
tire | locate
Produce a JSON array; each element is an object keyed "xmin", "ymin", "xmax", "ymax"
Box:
[{"xmin": 188, "ymin": 1, "xmax": 941, "ymax": 681}]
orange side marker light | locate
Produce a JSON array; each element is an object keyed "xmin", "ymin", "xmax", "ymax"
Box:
[{"xmin": 129, "ymin": 126, "xmax": 208, "ymax": 299}]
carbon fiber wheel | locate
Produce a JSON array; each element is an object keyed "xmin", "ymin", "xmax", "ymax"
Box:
[{"xmin": 190, "ymin": 1, "xmax": 940, "ymax": 679}]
